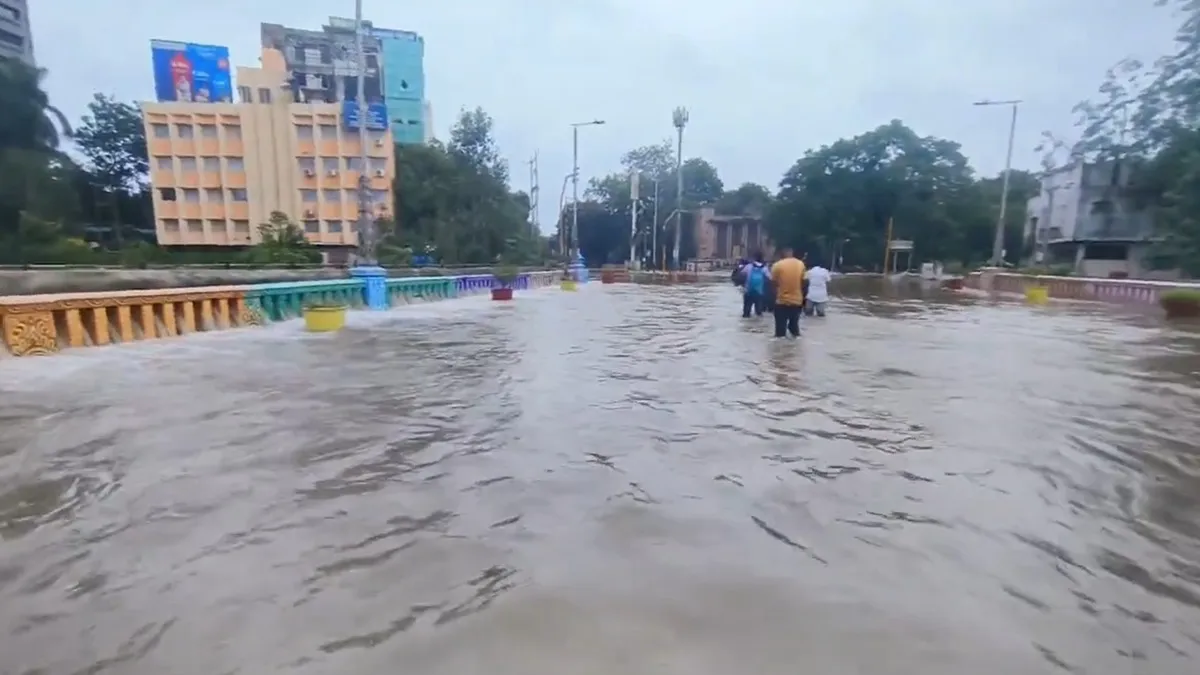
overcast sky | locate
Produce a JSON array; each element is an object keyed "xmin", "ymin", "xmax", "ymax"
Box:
[{"xmin": 38, "ymin": 0, "xmax": 1179, "ymax": 226}]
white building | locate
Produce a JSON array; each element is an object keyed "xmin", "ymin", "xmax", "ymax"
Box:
[
  {"xmin": 1025, "ymin": 161, "xmax": 1157, "ymax": 278},
  {"xmin": 0, "ymin": 0, "xmax": 34, "ymax": 66}
]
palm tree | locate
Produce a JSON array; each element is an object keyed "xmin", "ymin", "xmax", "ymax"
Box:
[{"xmin": 0, "ymin": 55, "xmax": 72, "ymax": 152}]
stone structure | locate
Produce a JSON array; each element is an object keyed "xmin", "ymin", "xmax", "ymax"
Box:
[{"xmin": 692, "ymin": 207, "xmax": 773, "ymax": 262}]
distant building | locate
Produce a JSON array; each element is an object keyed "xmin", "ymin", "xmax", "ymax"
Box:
[
  {"xmin": 692, "ymin": 207, "xmax": 773, "ymax": 262},
  {"xmin": 0, "ymin": 0, "xmax": 34, "ymax": 66},
  {"xmin": 260, "ymin": 17, "xmax": 429, "ymax": 145},
  {"xmin": 1025, "ymin": 161, "xmax": 1157, "ymax": 277},
  {"xmin": 142, "ymin": 49, "xmax": 396, "ymax": 257}
]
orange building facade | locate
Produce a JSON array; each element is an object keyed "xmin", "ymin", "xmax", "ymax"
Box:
[{"xmin": 142, "ymin": 51, "xmax": 395, "ymax": 250}]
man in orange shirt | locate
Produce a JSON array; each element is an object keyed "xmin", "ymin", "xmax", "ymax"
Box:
[{"xmin": 769, "ymin": 247, "xmax": 806, "ymax": 337}]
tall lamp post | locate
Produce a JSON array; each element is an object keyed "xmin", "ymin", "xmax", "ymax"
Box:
[
  {"xmin": 671, "ymin": 107, "xmax": 688, "ymax": 270},
  {"xmin": 570, "ymin": 120, "xmax": 605, "ymax": 259},
  {"xmin": 350, "ymin": 0, "xmax": 387, "ymax": 309},
  {"xmin": 974, "ymin": 98, "xmax": 1021, "ymax": 266}
]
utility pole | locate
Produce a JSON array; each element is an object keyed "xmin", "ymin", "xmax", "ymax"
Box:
[
  {"xmin": 569, "ymin": 120, "xmax": 605, "ymax": 259},
  {"xmin": 353, "ymin": 0, "xmax": 374, "ymax": 265},
  {"xmin": 629, "ymin": 170, "xmax": 639, "ymax": 265},
  {"xmin": 652, "ymin": 178, "xmax": 660, "ymax": 269},
  {"xmin": 671, "ymin": 106, "xmax": 689, "ymax": 270},
  {"xmin": 527, "ymin": 152, "xmax": 539, "ymax": 239},
  {"xmin": 974, "ymin": 99, "xmax": 1021, "ymax": 266}
]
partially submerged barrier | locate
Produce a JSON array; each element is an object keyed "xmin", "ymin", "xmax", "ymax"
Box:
[
  {"xmin": 1, "ymin": 270, "xmax": 563, "ymax": 357},
  {"xmin": 965, "ymin": 269, "xmax": 1200, "ymax": 306}
]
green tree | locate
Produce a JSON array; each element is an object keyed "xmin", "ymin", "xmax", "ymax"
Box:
[
  {"xmin": 715, "ymin": 182, "xmax": 773, "ymax": 216},
  {"xmin": 73, "ymin": 94, "xmax": 151, "ymax": 247},
  {"xmin": 767, "ymin": 120, "xmax": 1002, "ymax": 269},
  {"xmin": 242, "ymin": 211, "xmax": 321, "ymax": 264},
  {"xmin": 389, "ymin": 107, "xmax": 533, "ymax": 265}
]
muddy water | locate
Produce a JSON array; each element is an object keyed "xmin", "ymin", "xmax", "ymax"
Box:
[{"xmin": 1, "ymin": 284, "xmax": 1198, "ymax": 674}]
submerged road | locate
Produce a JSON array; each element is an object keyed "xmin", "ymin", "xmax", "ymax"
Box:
[{"xmin": 2, "ymin": 282, "xmax": 1199, "ymax": 674}]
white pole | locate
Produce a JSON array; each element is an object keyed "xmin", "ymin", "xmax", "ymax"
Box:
[
  {"xmin": 629, "ymin": 170, "xmax": 639, "ymax": 265},
  {"xmin": 354, "ymin": 0, "xmax": 373, "ymax": 264},
  {"xmin": 993, "ymin": 102, "xmax": 1018, "ymax": 265}
]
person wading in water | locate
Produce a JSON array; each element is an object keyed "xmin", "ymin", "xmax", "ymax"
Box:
[
  {"xmin": 737, "ymin": 252, "xmax": 771, "ymax": 318},
  {"xmin": 769, "ymin": 247, "xmax": 806, "ymax": 337}
]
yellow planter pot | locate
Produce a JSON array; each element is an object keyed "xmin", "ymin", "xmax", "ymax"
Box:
[
  {"xmin": 1025, "ymin": 286, "xmax": 1049, "ymax": 304},
  {"xmin": 303, "ymin": 305, "xmax": 347, "ymax": 332},
  {"xmin": 560, "ymin": 280, "xmax": 578, "ymax": 292}
]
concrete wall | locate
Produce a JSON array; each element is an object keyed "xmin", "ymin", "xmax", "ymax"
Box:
[{"xmin": 0, "ymin": 267, "xmax": 540, "ymax": 296}]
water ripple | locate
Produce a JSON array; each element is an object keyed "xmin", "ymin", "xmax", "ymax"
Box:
[{"xmin": 0, "ymin": 282, "xmax": 1198, "ymax": 673}]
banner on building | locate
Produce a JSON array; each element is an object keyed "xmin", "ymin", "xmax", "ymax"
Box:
[
  {"xmin": 342, "ymin": 100, "xmax": 389, "ymax": 131},
  {"xmin": 150, "ymin": 40, "xmax": 233, "ymax": 103}
]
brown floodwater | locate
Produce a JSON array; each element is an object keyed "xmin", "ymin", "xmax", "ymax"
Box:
[{"xmin": 1, "ymin": 281, "xmax": 1199, "ymax": 674}]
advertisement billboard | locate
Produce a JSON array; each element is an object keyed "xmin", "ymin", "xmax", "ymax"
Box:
[
  {"xmin": 150, "ymin": 39, "xmax": 233, "ymax": 103},
  {"xmin": 342, "ymin": 100, "xmax": 388, "ymax": 131}
]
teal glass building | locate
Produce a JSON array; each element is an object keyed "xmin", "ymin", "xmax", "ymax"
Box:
[{"xmin": 372, "ymin": 27, "xmax": 426, "ymax": 145}]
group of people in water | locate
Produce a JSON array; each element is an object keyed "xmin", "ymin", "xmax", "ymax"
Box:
[{"xmin": 732, "ymin": 248, "xmax": 831, "ymax": 337}]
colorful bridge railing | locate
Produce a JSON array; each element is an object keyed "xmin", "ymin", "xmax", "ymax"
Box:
[{"xmin": 1, "ymin": 270, "xmax": 564, "ymax": 357}]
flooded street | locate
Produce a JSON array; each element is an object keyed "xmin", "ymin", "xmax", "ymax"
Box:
[{"xmin": 2, "ymin": 282, "xmax": 1200, "ymax": 674}]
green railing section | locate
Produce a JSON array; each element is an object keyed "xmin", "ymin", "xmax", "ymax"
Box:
[
  {"xmin": 244, "ymin": 279, "xmax": 365, "ymax": 322},
  {"xmin": 383, "ymin": 277, "xmax": 456, "ymax": 306}
]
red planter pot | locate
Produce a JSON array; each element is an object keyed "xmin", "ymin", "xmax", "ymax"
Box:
[
  {"xmin": 943, "ymin": 278, "xmax": 964, "ymax": 290},
  {"xmin": 491, "ymin": 287, "xmax": 514, "ymax": 301}
]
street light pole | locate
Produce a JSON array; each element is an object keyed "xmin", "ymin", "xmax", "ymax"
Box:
[
  {"xmin": 354, "ymin": 0, "xmax": 373, "ymax": 264},
  {"xmin": 652, "ymin": 178, "xmax": 660, "ymax": 269},
  {"xmin": 974, "ymin": 99, "xmax": 1021, "ymax": 266},
  {"xmin": 671, "ymin": 106, "xmax": 688, "ymax": 270},
  {"xmin": 569, "ymin": 120, "xmax": 605, "ymax": 259}
]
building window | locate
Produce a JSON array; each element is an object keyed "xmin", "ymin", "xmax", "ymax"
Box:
[
  {"xmin": 0, "ymin": 5, "xmax": 21, "ymax": 21},
  {"xmin": 298, "ymin": 157, "xmax": 316, "ymax": 173},
  {"xmin": 152, "ymin": 123, "xmax": 170, "ymax": 138},
  {"xmin": 368, "ymin": 157, "xmax": 387, "ymax": 173},
  {"xmin": 371, "ymin": 189, "xmax": 388, "ymax": 203},
  {"xmin": 158, "ymin": 187, "xmax": 177, "ymax": 201},
  {"xmin": 162, "ymin": 219, "xmax": 180, "ymax": 231},
  {"xmin": 321, "ymin": 157, "xmax": 339, "ymax": 173},
  {"xmin": 256, "ymin": 87, "xmax": 271, "ymax": 104},
  {"xmin": 186, "ymin": 219, "xmax": 203, "ymax": 232},
  {"xmin": 232, "ymin": 220, "xmax": 250, "ymax": 234},
  {"xmin": 296, "ymin": 124, "xmax": 314, "ymax": 141},
  {"xmin": 326, "ymin": 220, "xmax": 344, "ymax": 233},
  {"xmin": 176, "ymin": 124, "xmax": 194, "ymax": 138},
  {"xmin": 202, "ymin": 156, "xmax": 220, "ymax": 172},
  {"xmin": 343, "ymin": 189, "xmax": 357, "ymax": 203},
  {"xmin": 323, "ymin": 189, "xmax": 340, "ymax": 202},
  {"xmin": 303, "ymin": 220, "xmax": 320, "ymax": 233},
  {"xmin": 207, "ymin": 219, "xmax": 225, "ymax": 232},
  {"xmin": 228, "ymin": 188, "xmax": 247, "ymax": 202},
  {"xmin": 227, "ymin": 157, "xmax": 245, "ymax": 171},
  {"xmin": 182, "ymin": 188, "xmax": 200, "ymax": 203},
  {"xmin": 346, "ymin": 157, "xmax": 363, "ymax": 171},
  {"xmin": 319, "ymin": 124, "xmax": 337, "ymax": 140},
  {"xmin": 301, "ymin": 189, "xmax": 318, "ymax": 203},
  {"xmin": 238, "ymin": 86, "xmax": 251, "ymax": 102},
  {"xmin": 367, "ymin": 129, "xmax": 386, "ymax": 144},
  {"xmin": 204, "ymin": 188, "xmax": 223, "ymax": 202},
  {"xmin": 155, "ymin": 156, "xmax": 173, "ymax": 170},
  {"xmin": 180, "ymin": 157, "xmax": 197, "ymax": 171},
  {"xmin": 222, "ymin": 124, "xmax": 241, "ymax": 139},
  {"xmin": 199, "ymin": 124, "xmax": 218, "ymax": 138}
]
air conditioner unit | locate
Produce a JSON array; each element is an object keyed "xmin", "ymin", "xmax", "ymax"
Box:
[
  {"xmin": 326, "ymin": 169, "xmax": 339, "ymax": 176},
  {"xmin": 373, "ymin": 139, "xmax": 384, "ymax": 147},
  {"xmin": 304, "ymin": 209, "xmax": 316, "ymax": 217},
  {"xmin": 374, "ymin": 169, "xmax": 385, "ymax": 177},
  {"xmin": 303, "ymin": 169, "xmax": 315, "ymax": 177}
]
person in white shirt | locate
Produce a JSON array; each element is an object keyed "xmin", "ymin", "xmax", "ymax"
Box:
[{"xmin": 804, "ymin": 265, "xmax": 832, "ymax": 316}]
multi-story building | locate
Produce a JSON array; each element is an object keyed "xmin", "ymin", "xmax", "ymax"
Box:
[
  {"xmin": 0, "ymin": 0, "xmax": 34, "ymax": 65},
  {"xmin": 260, "ymin": 17, "xmax": 429, "ymax": 145},
  {"xmin": 142, "ymin": 48, "xmax": 395, "ymax": 258},
  {"xmin": 1025, "ymin": 161, "xmax": 1157, "ymax": 277}
]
